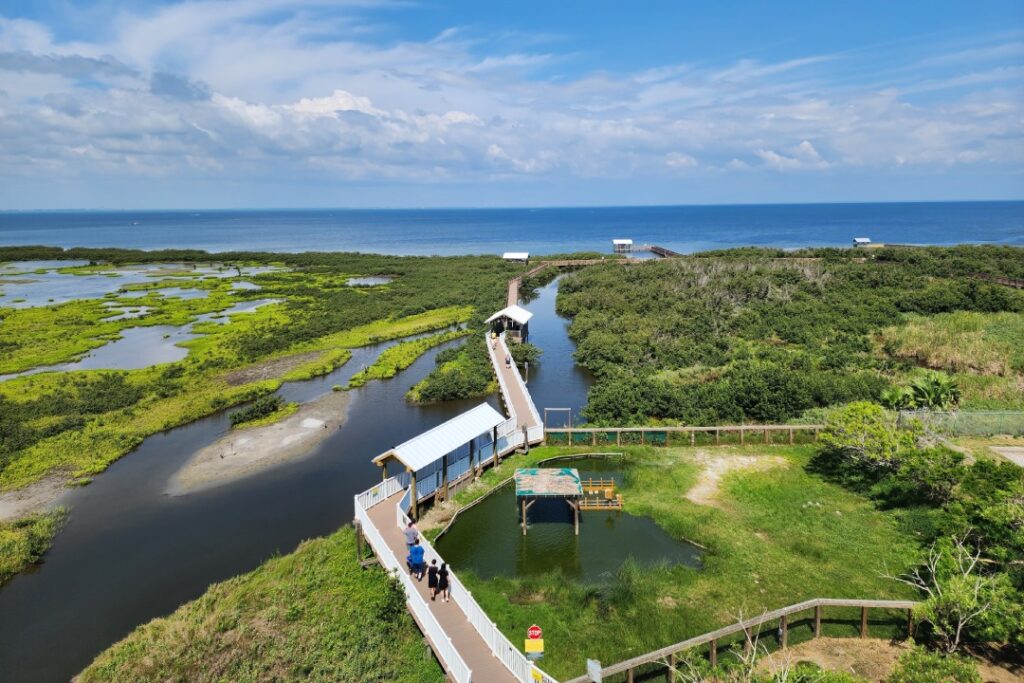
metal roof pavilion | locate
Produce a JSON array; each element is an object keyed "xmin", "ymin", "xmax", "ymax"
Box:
[
  {"xmin": 485, "ymin": 304, "xmax": 533, "ymax": 326},
  {"xmin": 502, "ymin": 252, "xmax": 530, "ymax": 261},
  {"xmin": 612, "ymin": 238, "xmax": 633, "ymax": 246},
  {"xmin": 374, "ymin": 403, "xmax": 506, "ymax": 472},
  {"xmin": 514, "ymin": 468, "xmax": 583, "ymax": 497}
]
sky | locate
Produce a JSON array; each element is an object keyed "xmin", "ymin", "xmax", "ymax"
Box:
[{"xmin": 0, "ymin": 0, "xmax": 1022, "ymax": 209}]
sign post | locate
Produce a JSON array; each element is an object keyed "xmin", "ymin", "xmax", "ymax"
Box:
[{"xmin": 525, "ymin": 624, "xmax": 544, "ymax": 660}]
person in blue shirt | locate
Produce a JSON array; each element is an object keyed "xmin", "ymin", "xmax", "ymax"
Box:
[{"xmin": 407, "ymin": 541, "xmax": 425, "ymax": 580}]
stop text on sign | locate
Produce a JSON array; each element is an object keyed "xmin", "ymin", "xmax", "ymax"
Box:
[{"xmin": 527, "ymin": 624, "xmax": 542, "ymax": 640}]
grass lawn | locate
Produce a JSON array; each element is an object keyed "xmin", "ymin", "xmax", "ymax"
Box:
[
  {"xmin": 425, "ymin": 444, "xmax": 922, "ymax": 680},
  {"xmin": 76, "ymin": 527, "xmax": 444, "ymax": 683}
]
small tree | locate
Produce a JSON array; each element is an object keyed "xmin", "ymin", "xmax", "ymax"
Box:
[
  {"xmin": 819, "ymin": 402, "xmax": 917, "ymax": 472},
  {"xmin": 909, "ymin": 371, "xmax": 961, "ymax": 410},
  {"xmin": 888, "ymin": 535, "xmax": 1015, "ymax": 653}
]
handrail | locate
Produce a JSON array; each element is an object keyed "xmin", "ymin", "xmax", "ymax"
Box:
[
  {"xmin": 488, "ymin": 332, "xmax": 520, "ymax": 426},
  {"xmin": 545, "ymin": 424, "xmax": 823, "ymax": 433},
  {"xmin": 354, "ymin": 500, "xmax": 473, "ymax": 683},
  {"xmin": 562, "ymin": 597, "xmax": 917, "ymax": 682}
]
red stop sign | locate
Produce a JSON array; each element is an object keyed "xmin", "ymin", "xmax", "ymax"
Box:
[{"xmin": 527, "ymin": 624, "xmax": 542, "ymax": 640}]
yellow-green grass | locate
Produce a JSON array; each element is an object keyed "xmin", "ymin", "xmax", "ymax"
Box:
[
  {"xmin": 231, "ymin": 401, "xmax": 300, "ymax": 429},
  {"xmin": 347, "ymin": 328, "xmax": 471, "ymax": 389},
  {"xmin": 881, "ymin": 311, "xmax": 1024, "ymax": 377},
  {"xmin": 430, "ymin": 445, "xmax": 921, "ymax": 679},
  {"xmin": 0, "ymin": 508, "xmax": 67, "ymax": 585},
  {"xmin": 0, "ymin": 306, "xmax": 474, "ymax": 491},
  {"xmin": 76, "ymin": 526, "xmax": 444, "ymax": 683}
]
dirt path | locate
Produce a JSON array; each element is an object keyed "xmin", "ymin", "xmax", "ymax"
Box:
[
  {"xmin": 223, "ymin": 350, "xmax": 326, "ymax": 386},
  {"xmin": 685, "ymin": 450, "xmax": 788, "ymax": 507},
  {"xmin": 0, "ymin": 474, "xmax": 69, "ymax": 521},
  {"xmin": 166, "ymin": 390, "xmax": 350, "ymax": 495},
  {"xmin": 992, "ymin": 446, "xmax": 1024, "ymax": 467},
  {"xmin": 757, "ymin": 637, "xmax": 1022, "ymax": 683}
]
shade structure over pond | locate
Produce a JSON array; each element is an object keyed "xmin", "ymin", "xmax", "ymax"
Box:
[
  {"xmin": 485, "ymin": 304, "xmax": 533, "ymax": 326},
  {"xmin": 514, "ymin": 468, "xmax": 583, "ymax": 497}
]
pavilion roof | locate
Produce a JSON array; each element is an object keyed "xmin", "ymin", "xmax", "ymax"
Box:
[
  {"xmin": 485, "ymin": 304, "xmax": 533, "ymax": 326},
  {"xmin": 514, "ymin": 467, "xmax": 583, "ymax": 497},
  {"xmin": 374, "ymin": 403, "xmax": 506, "ymax": 472}
]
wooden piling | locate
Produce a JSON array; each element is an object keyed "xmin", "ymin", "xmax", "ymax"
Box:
[
  {"xmin": 780, "ymin": 614, "xmax": 788, "ymax": 649},
  {"xmin": 709, "ymin": 639, "xmax": 717, "ymax": 666},
  {"xmin": 667, "ymin": 653, "xmax": 676, "ymax": 682},
  {"xmin": 814, "ymin": 605, "xmax": 821, "ymax": 637},
  {"xmin": 860, "ymin": 607, "xmax": 868, "ymax": 638}
]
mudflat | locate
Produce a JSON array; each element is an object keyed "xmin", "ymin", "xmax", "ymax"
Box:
[{"xmin": 166, "ymin": 390, "xmax": 350, "ymax": 495}]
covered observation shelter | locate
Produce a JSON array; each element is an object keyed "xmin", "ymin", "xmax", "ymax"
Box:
[
  {"xmin": 374, "ymin": 403, "xmax": 507, "ymax": 519},
  {"xmin": 486, "ymin": 304, "xmax": 533, "ymax": 343},
  {"xmin": 515, "ymin": 467, "xmax": 584, "ymax": 535}
]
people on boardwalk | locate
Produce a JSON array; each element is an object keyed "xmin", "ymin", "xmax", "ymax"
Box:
[
  {"xmin": 406, "ymin": 540, "xmax": 425, "ymax": 580},
  {"xmin": 427, "ymin": 559, "xmax": 439, "ymax": 600},
  {"xmin": 403, "ymin": 520, "xmax": 419, "ymax": 549},
  {"xmin": 438, "ymin": 562, "xmax": 450, "ymax": 603},
  {"xmin": 505, "ymin": 353, "xmax": 511, "ymax": 369}
]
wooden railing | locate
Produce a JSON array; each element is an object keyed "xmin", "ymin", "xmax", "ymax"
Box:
[
  {"xmin": 563, "ymin": 597, "xmax": 917, "ymax": 683},
  {"xmin": 969, "ymin": 272, "xmax": 1024, "ymax": 289},
  {"xmin": 545, "ymin": 424, "xmax": 823, "ymax": 446}
]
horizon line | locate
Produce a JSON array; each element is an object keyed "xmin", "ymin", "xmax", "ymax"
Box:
[{"xmin": 2, "ymin": 198, "xmax": 1024, "ymax": 214}]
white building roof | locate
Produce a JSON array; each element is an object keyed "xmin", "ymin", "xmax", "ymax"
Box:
[
  {"xmin": 377, "ymin": 403, "xmax": 506, "ymax": 472},
  {"xmin": 503, "ymin": 252, "xmax": 530, "ymax": 260},
  {"xmin": 612, "ymin": 239, "xmax": 633, "ymax": 245},
  {"xmin": 485, "ymin": 304, "xmax": 534, "ymax": 326},
  {"xmin": 853, "ymin": 237, "xmax": 872, "ymax": 243}
]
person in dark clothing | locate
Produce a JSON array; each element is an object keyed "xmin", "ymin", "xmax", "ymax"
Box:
[
  {"xmin": 438, "ymin": 563, "xmax": 450, "ymax": 603},
  {"xmin": 427, "ymin": 559, "xmax": 439, "ymax": 600}
]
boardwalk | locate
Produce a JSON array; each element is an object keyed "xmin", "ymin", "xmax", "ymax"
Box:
[
  {"xmin": 488, "ymin": 333, "xmax": 541, "ymax": 430},
  {"xmin": 366, "ymin": 491, "xmax": 520, "ymax": 683}
]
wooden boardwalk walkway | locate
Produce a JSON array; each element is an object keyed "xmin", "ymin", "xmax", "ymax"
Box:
[
  {"xmin": 488, "ymin": 334, "xmax": 541, "ymax": 430},
  {"xmin": 366, "ymin": 491, "xmax": 521, "ymax": 683}
]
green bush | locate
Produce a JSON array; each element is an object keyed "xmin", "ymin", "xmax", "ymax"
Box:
[
  {"xmin": 228, "ymin": 394, "xmax": 284, "ymax": 426},
  {"xmin": 885, "ymin": 647, "xmax": 981, "ymax": 683}
]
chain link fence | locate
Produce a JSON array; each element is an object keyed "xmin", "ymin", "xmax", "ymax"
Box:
[{"xmin": 898, "ymin": 409, "xmax": 1024, "ymax": 437}]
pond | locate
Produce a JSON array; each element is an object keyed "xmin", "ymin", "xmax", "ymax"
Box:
[
  {"xmin": 0, "ymin": 298, "xmax": 281, "ymax": 381},
  {"xmin": 0, "ymin": 261, "xmax": 276, "ymax": 308},
  {"xmin": 435, "ymin": 457, "xmax": 702, "ymax": 583},
  {"xmin": 346, "ymin": 276, "xmax": 394, "ymax": 286}
]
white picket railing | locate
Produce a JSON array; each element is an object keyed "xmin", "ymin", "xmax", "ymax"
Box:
[
  {"xmin": 392, "ymin": 493, "xmax": 558, "ymax": 683},
  {"xmin": 488, "ymin": 333, "xmax": 521, "ymax": 426},
  {"xmin": 355, "ymin": 475, "xmax": 405, "ymax": 510},
  {"xmin": 355, "ymin": 495, "xmax": 473, "ymax": 683}
]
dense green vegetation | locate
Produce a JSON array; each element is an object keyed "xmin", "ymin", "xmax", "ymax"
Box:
[
  {"xmin": 347, "ymin": 328, "xmax": 470, "ymax": 389},
  {"xmin": 408, "ymin": 336, "xmax": 497, "ymax": 402},
  {"xmin": 815, "ymin": 403, "xmax": 1024, "ymax": 653},
  {"xmin": 555, "ymin": 246, "xmax": 1024, "ymax": 425},
  {"xmin": 0, "ymin": 508, "xmax": 67, "ymax": 585},
  {"xmin": 76, "ymin": 526, "xmax": 444, "ymax": 683},
  {"xmin": 423, "ymin": 443, "xmax": 921, "ymax": 679},
  {"xmin": 229, "ymin": 395, "xmax": 287, "ymax": 426}
]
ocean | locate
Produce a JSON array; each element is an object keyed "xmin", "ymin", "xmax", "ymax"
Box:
[{"xmin": 1, "ymin": 201, "xmax": 1022, "ymax": 254}]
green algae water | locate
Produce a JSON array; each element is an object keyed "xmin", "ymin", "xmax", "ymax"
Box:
[{"xmin": 435, "ymin": 458, "xmax": 702, "ymax": 582}]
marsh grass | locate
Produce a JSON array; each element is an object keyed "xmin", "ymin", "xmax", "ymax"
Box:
[
  {"xmin": 346, "ymin": 328, "xmax": 470, "ymax": 389},
  {"xmin": 76, "ymin": 527, "xmax": 444, "ymax": 683},
  {"xmin": 0, "ymin": 507, "xmax": 67, "ymax": 585}
]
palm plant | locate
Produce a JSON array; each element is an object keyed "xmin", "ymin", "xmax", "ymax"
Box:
[{"xmin": 909, "ymin": 371, "xmax": 961, "ymax": 410}]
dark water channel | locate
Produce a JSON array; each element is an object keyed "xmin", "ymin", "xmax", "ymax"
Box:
[
  {"xmin": 0, "ymin": 338, "xmax": 491, "ymax": 682},
  {"xmin": 435, "ymin": 457, "xmax": 702, "ymax": 582},
  {"xmin": 520, "ymin": 276, "xmax": 594, "ymax": 426},
  {"xmin": 0, "ymin": 275, "xmax": 593, "ymax": 682}
]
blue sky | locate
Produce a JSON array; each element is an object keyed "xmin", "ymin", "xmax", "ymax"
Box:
[{"xmin": 0, "ymin": 0, "xmax": 1021, "ymax": 209}]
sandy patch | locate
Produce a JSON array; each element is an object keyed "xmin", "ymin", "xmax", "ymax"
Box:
[
  {"xmin": 991, "ymin": 447, "xmax": 1024, "ymax": 468},
  {"xmin": 223, "ymin": 351, "xmax": 325, "ymax": 386},
  {"xmin": 0, "ymin": 474, "xmax": 70, "ymax": 521},
  {"xmin": 757, "ymin": 637, "xmax": 1023, "ymax": 683},
  {"xmin": 685, "ymin": 450, "xmax": 788, "ymax": 507},
  {"xmin": 166, "ymin": 390, "xmax": 350, "ymax": 495}
]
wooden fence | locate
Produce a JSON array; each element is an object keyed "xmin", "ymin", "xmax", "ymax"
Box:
[
  {"xmin": 563, "ymin": 597, "xmax": 917, "ymax": 683},
  {"xmin": 545, "ymin": 424, "xmax": 823, "ymax": 447},
  {"xmin": 969, "ymin": 273, "xmax": 1024, "ymax": 289}
]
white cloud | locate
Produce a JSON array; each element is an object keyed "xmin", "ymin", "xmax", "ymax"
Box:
[{"xmin": 0, "ymin": 3, "xmax": 1020, "ymax": 194}]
